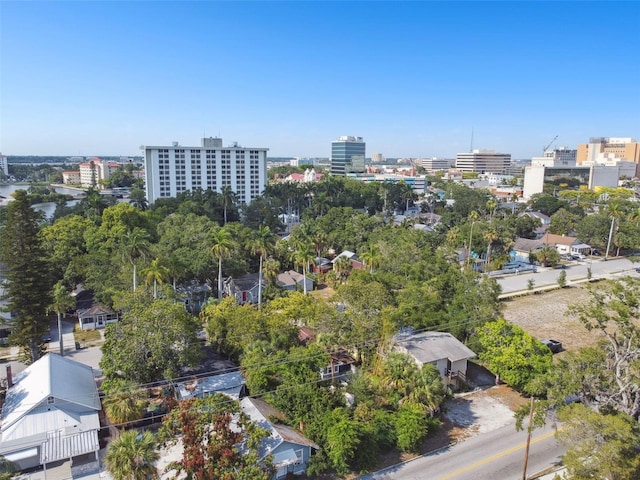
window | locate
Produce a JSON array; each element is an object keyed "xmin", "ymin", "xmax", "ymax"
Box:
[
  {"xmin": 295, "ymin": 449, "xmax": 303, "ymax": 465},
  {"xmin": 47, "ymin": 396, "xmax": 55, "ymax": 405}
]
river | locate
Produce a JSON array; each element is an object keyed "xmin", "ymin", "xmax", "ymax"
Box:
[{"xmin": 0, "ymin": 184, "xmax": 85, "ymax": 219}]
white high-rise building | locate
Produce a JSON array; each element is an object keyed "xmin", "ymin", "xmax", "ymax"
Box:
[
  {"xmin": 143, "ymin": 137, "xmax": 268, "ymax": 205},
  {"xmin": 530, "ymin": 147, "xmax": 577, "ymax": 168},
  {"xmin": 0, "ymin": 153, "xmax": 8, "ymax": 176},
  {"xmin": 456, "ymin": 150, "xmax": 511, "ymax": 174}
]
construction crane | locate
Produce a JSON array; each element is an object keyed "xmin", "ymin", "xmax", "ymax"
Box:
[{"xmin": 543, "ymin": 135, "xmax": 558, "ymax": 154}]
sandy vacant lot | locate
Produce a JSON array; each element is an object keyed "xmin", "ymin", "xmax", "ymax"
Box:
[{"xmin": 501, "ymin": 285, "xmax": 604, "ymax": 351}]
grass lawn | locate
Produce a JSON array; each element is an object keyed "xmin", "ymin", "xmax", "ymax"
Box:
[{"xmin": 74, "ymin": 329, "xmax": 102, "ymax": 345}]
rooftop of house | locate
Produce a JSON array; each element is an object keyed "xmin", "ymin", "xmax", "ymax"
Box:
[
  {"xmin": 240, "ymin": 397, "xmax": 319, "ymax": 460},
  {"xmin": 395, "ymin": 331, "xmax": 476, "ymax": 365},
  {"xmin": 540, "ymin": 232, "xmax": 578, "ymax": 246}
]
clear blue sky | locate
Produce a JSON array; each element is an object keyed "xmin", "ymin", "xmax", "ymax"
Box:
[{"xmin": 1, "ymin": 1, "xmax": 638, "ymax": 159}]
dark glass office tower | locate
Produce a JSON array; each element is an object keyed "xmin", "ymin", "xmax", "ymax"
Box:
[{"xmin": 331, "ymin": 136, "xmax": 366, "ymax": 175}]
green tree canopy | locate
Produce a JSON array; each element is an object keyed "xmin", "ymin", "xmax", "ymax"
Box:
[
  {"xmin": 0, "ymin": 190, "xmax": 52, "ymax": 362},
  {"xmin": 100, "ymin": 298, "xmax": 203, "ymax": 384}
]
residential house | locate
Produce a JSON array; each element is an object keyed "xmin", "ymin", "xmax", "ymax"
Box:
[
  {"xmin": 393, "ymin": 331, "xmax": 476, "ymax": 387},
  {"xmin": 332, "ymin": 250, "xmax": 365, "ymax": 270},
  {"xmin": 276, "ymin": 270, "xmax": 314, "ymax": 292},
  {"xmin": 512, "ymin": 237, "xmax": 544, "ymax": 263},
  {"xmin": 240, "ymin": 397, "xmax": 319, "ymax": 479},
  {"xmin": 72, "ymin": 286, "xmax": 119, "ymax": 331},
  {"xmin": 0, "ymin": 354, "xmax": 101, "ymax": 471},
  {"xmin": 223, "ymin": 273, "xmax": 264, "ymax": 305},
  {"xmin": 320, "ymin": 348, "xmax": 357, "ymax": 380},
  {"xmin": 312, "ymin": 257, "xmax": 333, "ymax": 274},
  {"xmin": 176, "ymin": 371, "xmax": 247, "ymax": 401},
  {"xmin": 539, "ymin": 232, "xmax": 580, "ymax": 255},
  {"xmin": 77, "ymin": 303, "xmax": 120, "ymax": 331},
  {"xmin": 519, "ymin": 211, "xmax": 551, "ymax": 238},
  {"xmin": 298, "ymin": 327, "xmax": 316, "ymax": 345}
]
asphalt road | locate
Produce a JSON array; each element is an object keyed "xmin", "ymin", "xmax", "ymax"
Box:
[
  {"xmin": 361, "ymin": 422, "xmax": 564, "ymax": 480},
  {"xmin": 496, "ymin": 257, "xmax": 638, "ymax": 295}
]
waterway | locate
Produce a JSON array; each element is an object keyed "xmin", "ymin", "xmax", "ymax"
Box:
[{"xmin": 0, "ymin": 184, "xmax": 84, "ymax": 219}]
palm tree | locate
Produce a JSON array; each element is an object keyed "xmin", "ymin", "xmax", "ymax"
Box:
[
  {"xmin": 484, "ymin": 228, "xmax": 499, "ymax": 272},
  {"xmin": 104, "ymin": 430, "xmax": 158, "ymax": 480},
  {"xmin": 333, "ymin": 255, "xmax": 352, "ymax": 280},
  {"xmin": 263, "ymin": 258, "xmax": 280, "ymax": 286},
  {"xmin": 165, "ymin": 254, "xmax": 186, "ymax": 291},
  {"xmin": 292, "ymin": 241, "xmax": 315, "ymax": 295},
  {"xmin": 129, "ymin": 188, "xmax": 148, "ymax": 211},
  {"xmin": 211, "ymin": 228, "xmax": 234, "ymax": 300},
  {"xmin": 122, "ymin": 228, "xmax": 151, "ymax": 292},
  {"xmin": 103, "ymin": 389, "xmax": 146, "ymax": 428},
  {"xmin": 220, "ymin": 185, "xmax": 237, "ymax": 225},
  {"xmin": 360, "ymin": 244, "xmax": 380, "ymax": 274},
  {"xmin": 486, "ymin": 197, "xmax": 498, "ymax": 220},
  {"xmin": 467, "ymin": 210, "xmax": 479, "ymax": 268},
  {"xmin": 250, "ymin": 225, "xmax": 277, "ymax": 306},
  {"xmin": 49, "ymin": 281, "xmax": 75, "ymax": 356},
  {"xmin": 142, "ymin": 258, "xmax": 169, "ymax": 299}
]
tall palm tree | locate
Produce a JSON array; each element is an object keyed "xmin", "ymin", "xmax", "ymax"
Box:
[
  {"xmin": 122, "ymin": 228, "xmax": 151, "ymax": 292},
  {"xmin": 484, "ymin": 228, "xmax": 499, "ymax": 272},
  {"xmin": 142, "ymin": 258, "xmax": 169, "ymax": 299},
  {"xmin": 211, "ymin": 228, "xmax": 234, "ymax": 300},
  {"xmin": 467, "ymin": 210, "xmax": 479, "ymax": 268},
  {"xmin": 263, "ymin": 258, "xmax": 280, "ymax": 286},
  {"xmin": 292, "ymin": 241, "xmax": 315, "ymax": 295},
  {"xmin": 220, "ymin": 185, "xmax": 236, "ymax": 225},
  {"xmin": 360, "ymin": 244, "xmax": 380, "ymax": 274},
  {"xmin": 250, "ymin": 225, "xmax": 277, "ymax": 306},
  {"xmin": 486, "ymin": 197, "xmax": 498, "ymax": 220},
  {"xmin": 49, "ymin": 281, "xmax": 75, "ymax": 356},
  {"xmin": 104, "ymin": 430, "xmax": 158, "ymax": 480},
  {"xmin": 165, "ymin": 254, "xmax": 186, "ymax": 291}
]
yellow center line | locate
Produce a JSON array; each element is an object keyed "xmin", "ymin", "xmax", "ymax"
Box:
[{"xmin": 437, "ymin": 429, "xmax": 557, "ymax": 480}]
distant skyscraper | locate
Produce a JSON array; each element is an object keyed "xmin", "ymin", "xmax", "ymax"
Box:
[
  {"xmin": 143, "ymin": 137, "xmax": 268, "ymax": 205},
  {"xmin": 331, "ymin": 136, "xmax": 366, "ymax": 175},
  {"xmin": 0, "ymin": 153, "xmax": 8, "ymax": 176},
  {"xmin": 456, "ymin": 150, "xmax": 511, "ymax": 174}
]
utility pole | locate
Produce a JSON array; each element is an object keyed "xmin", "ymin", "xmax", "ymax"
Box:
[
  {"xmin": 604, "ymin": 216, "xmax": 615, "ymax": 261},
  {"xmin": 522, "ymin": 396, "xmax": 535, "ymax": 480}
]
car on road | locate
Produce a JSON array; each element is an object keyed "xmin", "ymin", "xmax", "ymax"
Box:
[
  {"xmin": 41, "ymin": 330, "xmax": 52, "ymax": 342},
  {"xmin": 635, "ymin": 267, "xmax": 640, "ymax": 273},
  {"xmin": 541, "ymin": 339, "xmax": 563, "ymax": 353}
]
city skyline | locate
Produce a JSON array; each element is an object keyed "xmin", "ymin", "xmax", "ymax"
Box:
[{"xmin": 1, "ymin": 1, "xmax": 638, "ymax": 159}]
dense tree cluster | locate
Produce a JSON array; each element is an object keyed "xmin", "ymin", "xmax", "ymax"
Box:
[{"xmin": 2, "ymin": 172, "xmax": 640, "ymax": 478}]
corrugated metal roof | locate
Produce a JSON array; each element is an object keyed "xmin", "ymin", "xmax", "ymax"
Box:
[
  {"xmin": 1, "ymin": 354, "xmax": 100, "ymax": 436},
  {"xmin": 40, "ymin": 430, "xmax": 99, "ymax": 463},
  {"xmin": 176, "ymin": 372, "xmax": 245, "ymax": 400},
  {"xmin": 240, "ymin": 397, "xmax": 318, "ymax": 460}
]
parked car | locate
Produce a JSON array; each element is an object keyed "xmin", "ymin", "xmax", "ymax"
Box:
[
  {"xmin": 591, "ymin": 249, "xmax": 601, "ymax": 256},
  {"xmin": 41, "ymin": 330, "xmax": 52, "ymax": 342},
  {"xmin": 571, "ymin": 253, "xmax": 586, "ymax": 260},
  {"xmin": 541, "ymin": 339, "xmax": 562, "ymax": 354}
]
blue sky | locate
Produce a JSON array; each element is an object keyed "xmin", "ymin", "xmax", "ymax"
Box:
[{"xmin": 1, "ymin": 1, "xmax": 639, "ymax": 159}]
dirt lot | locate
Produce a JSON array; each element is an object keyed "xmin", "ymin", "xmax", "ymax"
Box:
[{"xmin": 501, "ymin": 285, "xmax": 605, "ymax": 352}]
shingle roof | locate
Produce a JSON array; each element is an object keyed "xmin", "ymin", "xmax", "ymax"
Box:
[
  {"xmin": 395, "ymin": 331, "xmax": 476, "ymax": 365},
  {"xmin": 540, "ymin": 232, "xmax": 577, "ymax": 246}
]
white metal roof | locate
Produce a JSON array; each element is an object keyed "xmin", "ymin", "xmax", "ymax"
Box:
[{"xmin": 1, "ymin": 354, "xmax": 100, "ymax": 435}]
